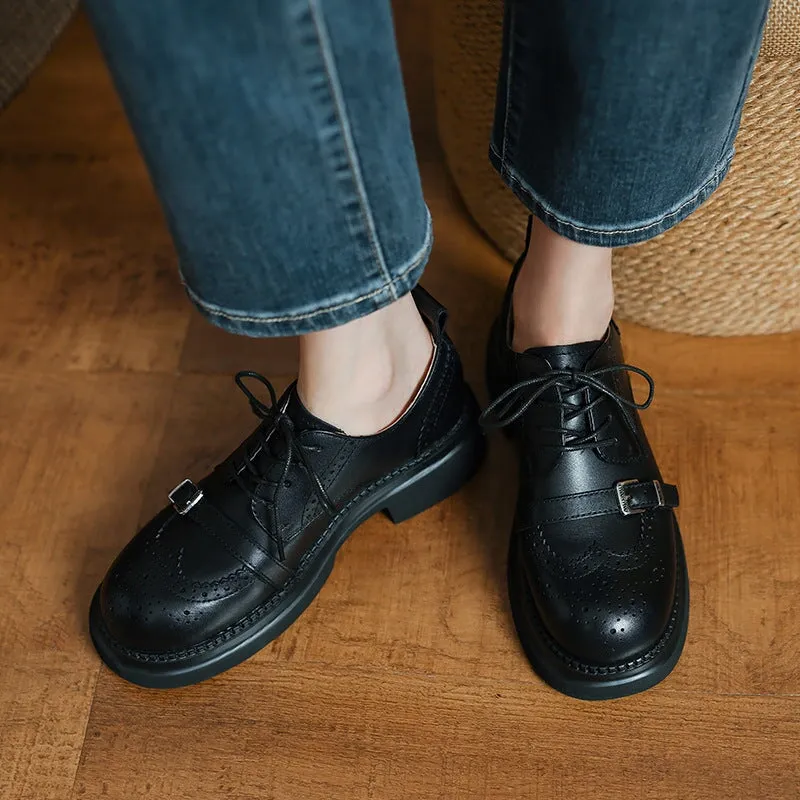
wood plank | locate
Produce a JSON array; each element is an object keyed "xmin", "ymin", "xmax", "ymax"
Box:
[
  {"xmin": 178, "ymin": 310, "xmax": 299, "ymax": 376},
  {"xmin": 0, "ymin": 372, "xmax": 175, "ymax": 800},
  {"xmin": 73, "ymin": 666, "xmax": 799, "ymax": 800},
  {"xmin": 0, "ymin": 16, "xmax": 190, "ymax": 374},
  {"xmin": 645, "ymin": 392, "xmax": 800, "ymax": 695}
]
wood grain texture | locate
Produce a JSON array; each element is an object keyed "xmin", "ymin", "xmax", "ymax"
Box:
[
  {"xmin": 74, "ymin": 668, "xmax": 800, "ymax": 800},
  {"xmin": 0, "ymin": 373, "xmax": 175, "ymax": 800},
  {"xmin": 0, "ymin": 18, "xmax": 189, "ymax": 374},
  {"xmin": 0, "ymin": 8, "xmax": 798, "ymax": 800},
  {"xmin": 179, "ymin": 311, "xmax": 299, "ymax": 376}
]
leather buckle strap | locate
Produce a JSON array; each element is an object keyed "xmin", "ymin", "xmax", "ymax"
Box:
[
  {"xmin": 168, "ymin": 484, "xmax": 292, "ymax": 586},
  {"xmin": 531, "ymin": 480, "xmax": 679, "ymax": 526},
  {"xmin": 616, "ymin": 479, "xmax": 667, "ymax": 516}
]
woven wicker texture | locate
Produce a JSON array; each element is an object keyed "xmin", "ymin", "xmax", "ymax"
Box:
[
  {"xmin": 434, "ymin": 0, "xmax": 800, "ymax": 335},
  {"xmin": 0, "ymin": 0, "xmax": 78, "ymax": 111},
  {"xmin": 762, "ymin": 0, "xmax": 800, "ymax": 58}
]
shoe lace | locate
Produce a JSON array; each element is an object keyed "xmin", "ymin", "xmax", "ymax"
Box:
[
  {"xmin": 479, "ymin": 365, "xmax": 655, "ymax": 451},
  {"xmin": 229, "ymin": 371, "xmax": 337, "ymax": 560}
]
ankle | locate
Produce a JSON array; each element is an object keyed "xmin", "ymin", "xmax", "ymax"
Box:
[
  {"xmin": 297, "ymin": 293, "xmax": 433, "ymax": 435},
  {"xmin": 511, "ymin": 220, "xmax": 614, "ymax": 351},
  {"xmin": 512, "ymin": 283, "xmax": 614, "ymax": 349}
]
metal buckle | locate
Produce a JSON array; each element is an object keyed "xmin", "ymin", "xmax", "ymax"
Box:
[
  {"xmin": 653, "ymin": 479, "xmax": 665, "ymax": 508},
  {"xmin": 615, "ymin": 479, "xmax": 664, "ymax": 516},
  {"xmin": 168, "ymin": 479, "xmax": 204, "ymax": 515}
]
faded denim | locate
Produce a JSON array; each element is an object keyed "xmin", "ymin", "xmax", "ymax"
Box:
[
  {"xmin": 491, "ymin": 0, "xmax": 770, "ymax": 246},
  {"xmin": 86, "ymin": 0, "xmax": 769, "ymax": 335},
  {"xmin": 86, "ymin": 0, "xmax": 431, "ymax": 336}
]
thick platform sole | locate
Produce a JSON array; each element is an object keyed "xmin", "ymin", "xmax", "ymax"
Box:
[
  {"xmin": 507, "ymin": 527, "xmax": 690, "ymax": 700},
  {"xmin": 89, "ymin": 399, "xmax": 486, "ymax": 689}
]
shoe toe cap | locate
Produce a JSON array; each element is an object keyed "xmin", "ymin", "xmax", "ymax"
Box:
[
  {"xmin": 95, "ymin": 509, "xmax": 258, "ymax": 655},
  {"xmin": 525, "ymin": 518, "xmax": 679, "ymax": 668},
  {"xmin": 557, "ymin": 583, "xmax": 676, "ymax": 666}
]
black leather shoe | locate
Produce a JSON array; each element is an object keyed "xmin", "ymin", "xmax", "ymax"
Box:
[
  {"xmin": 90, "ymin": 287, "xmax": 485, "ymax": 688},
  {"xmin": 481, "ymin": 221, "xmax": 689, "ymax": 700}
]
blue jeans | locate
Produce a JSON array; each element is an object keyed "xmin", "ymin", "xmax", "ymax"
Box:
[{"xmin": 85, "ymin": 0, "xmax": 769, "ymax": 337}]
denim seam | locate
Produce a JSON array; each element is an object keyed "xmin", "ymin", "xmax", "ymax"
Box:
[
  {"xmin": 499, "ymin": 0, "xmax": 516, "ymax": 169},
  {"xmin": 182, "ymin": 211, "xmax": 432, "ymax": 325},
  {"xmin": 306, "ymin": 0, "xmax": 397, "ymax": 299},
  {"xmin": 491, "ymin": 143, "xmax": 734, "ymax": 237}
]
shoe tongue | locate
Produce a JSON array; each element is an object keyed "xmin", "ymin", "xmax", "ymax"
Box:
[
  {"xmin": 282, "ymin": 385, "xmax": 343, "ymax": 435},
  {"xmin": 519, "ymin": 338, "xmax": 604, "ymax": 375}
]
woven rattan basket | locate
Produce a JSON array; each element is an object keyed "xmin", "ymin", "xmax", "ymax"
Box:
[
  {"xmin": 434, "ymin": 1, "xmax": 800, "ymax": 335},
  {"xmin": 0, "ymin": 0, "xmax": 78, "ymax": 111}
]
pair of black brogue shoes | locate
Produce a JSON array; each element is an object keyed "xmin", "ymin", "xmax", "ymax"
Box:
[{"xmin": 91, "ymin": 243, "xmax": 687, "ymax": 700}]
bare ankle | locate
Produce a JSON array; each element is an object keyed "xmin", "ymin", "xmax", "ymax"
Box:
[
  {"xmin": 511, "ymin": 219, "xmax": 614, "ymax": 351},
  {"xmin": 297, "ymin": 293, "xmax": 433, "ymax": 435}
]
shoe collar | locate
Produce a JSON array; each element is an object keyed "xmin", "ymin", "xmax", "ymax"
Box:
[{"xmin": 412, "ymin": 284, "xmax": 447, "ymax": 342}]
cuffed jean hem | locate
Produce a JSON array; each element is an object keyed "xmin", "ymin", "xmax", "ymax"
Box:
[
  {"xmin": 489, "ymin": 145, "xmax": 735, "ymax": 248},
  {"xmin": 181, "ymin": 211, "xmax": 433, "ymax": 338}
]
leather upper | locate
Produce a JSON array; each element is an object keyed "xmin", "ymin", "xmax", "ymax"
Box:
[
  {"xmin": 97, "ymin": 287, "xmax": 469, "ymax": 657},
  {"xmin": 486, "ymin": 297, "xmax": 681, "ymax": 668}
]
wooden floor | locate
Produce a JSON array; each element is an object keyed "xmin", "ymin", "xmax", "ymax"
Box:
[{"xmin": 1, "ymin": 11, "xmax": 799, "ymax": 800}]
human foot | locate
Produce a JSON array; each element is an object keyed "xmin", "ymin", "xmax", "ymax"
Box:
[
  {"xmin": 512, "ymin": 217, "xmax": 613, "ymax": 350},
  {"xmin": 90, "ymin": 287, "xmax": 485, "ymax": 688},
  {"xmin": 297, "ymin": 292, "xmax": 434, "ymax": 435},
  {"xmin": 482, "ymin": 228, "xmax": 688, "ymax": 700}
]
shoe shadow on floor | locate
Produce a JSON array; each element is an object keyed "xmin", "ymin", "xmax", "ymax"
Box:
[
  {"xmin": 457, "ymin": 431, "xmax": 517, "ymax": 607},
  {"xmin": 422, "ymin": 238, "xmax": 519, "ymax": 620}
]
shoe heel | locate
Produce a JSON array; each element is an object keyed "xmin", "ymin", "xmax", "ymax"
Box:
[{"xmin": 383, "ymin": 427, "xmax": 485, "ymax": 524}]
